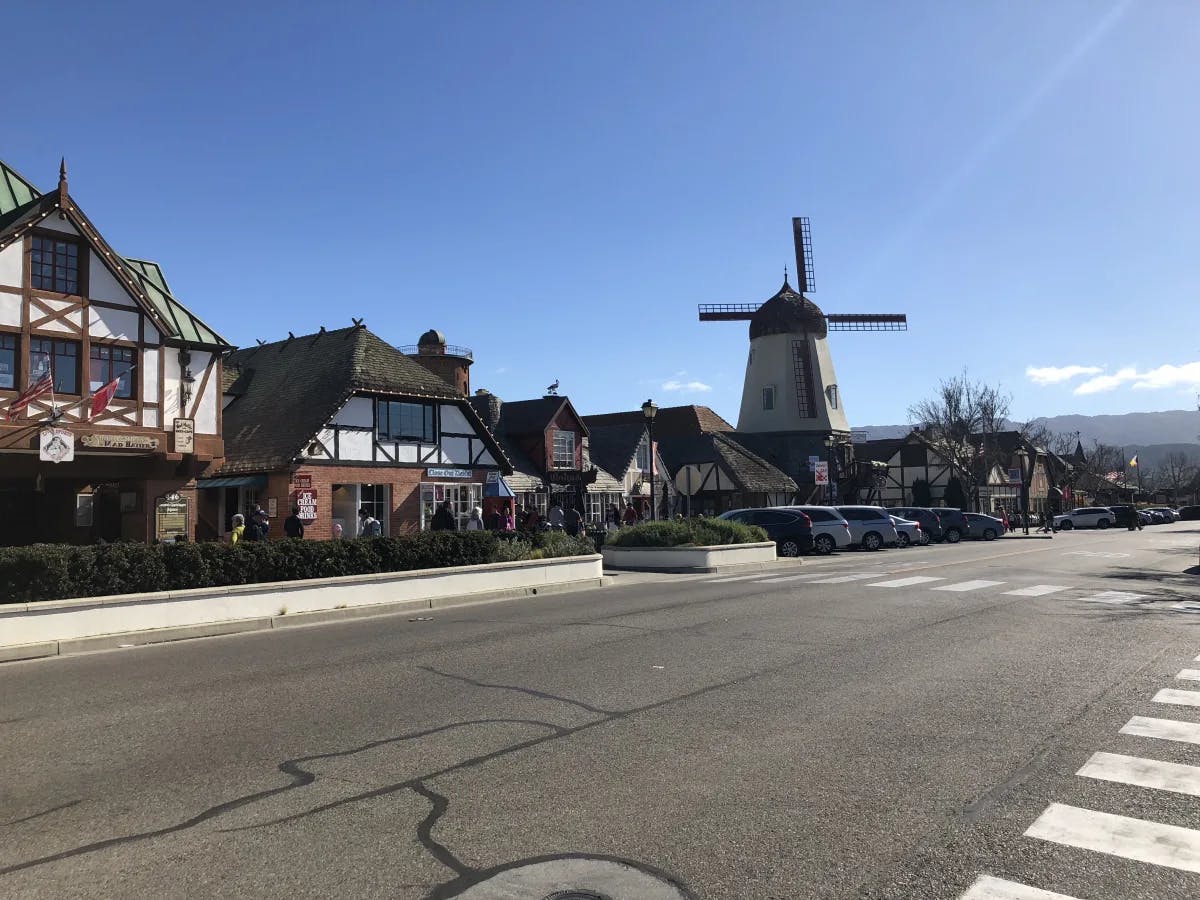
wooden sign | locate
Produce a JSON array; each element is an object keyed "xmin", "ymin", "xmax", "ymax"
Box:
[
  {"xmin": 294, "ymin": 474, "xmax": 312, "ymax": 489},
  {"xmin": 294, "ymin": 488, "xmax": 317, "ymax": 521},
  {"xmin": 155, "ymin": 493, "xmax": 188, "ymax": 543},
  {"xmin": 173, "ymin": 418, "xmax": 195, "ymax": 454},
  {"xmin": 39, "ymin": 427, "xmax": 75, "ymax": 464},
  {"xmin": 82, "ymin": 433, "xmax": 159, "ymax": 451}
]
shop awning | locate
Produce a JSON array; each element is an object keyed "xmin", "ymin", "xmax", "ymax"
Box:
[
  {"xmin": 196, "ymin": 475, "xmax": 267, "ymax": 489},
  {"xmin": 483, "ymin": 475, "xmax": 515, "ymax": 498}
]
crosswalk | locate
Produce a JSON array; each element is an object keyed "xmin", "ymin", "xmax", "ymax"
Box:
[{"xmin": 957, "ymin": 647, "xmax": 1200, "ymax": 898}]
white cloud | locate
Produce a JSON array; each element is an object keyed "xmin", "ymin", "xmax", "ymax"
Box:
[
  {"xmin": 662, "ymin": 379, "xmax": 712, "ymax": 393},
  {"xmin": 1025, "ymin": 364, "xmax": 1103, "ymax": 386},
  {"xmin": 1073, "ymin": 362, "xmax": 1200, "ymax": 395}
]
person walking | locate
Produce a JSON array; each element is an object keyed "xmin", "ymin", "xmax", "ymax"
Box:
[
  {"xmin": 523, "ymin": 505, "xmax": 542, "ymax": 531},
  {"xmin": 465, "ymin": 507, "xmax": 485, "ymax": 531},
  {"xmin": 430, "ymin": 500, "xmax": 455, "ymax": 531},
  {"xmin": 230, "ymin": 513, "xmax": 246, "ymax": 544},
  {"xmin": 283, "ymin": 506, "xmax": 305, "ymax": 539},
  {"xmin": 358, "ymin": 506, "xmax": 383, "ymax": 537},
  {"xmin": 622, "ymin": 502, "xmax": 639, "ymax": 526},
  {"xmin": 564, "ymin": 505, "xmax": 582, "ymax": 536},
  {"xmin": 500, "ymin": 504, "xmax": 515, "ymax": 532},
  {"xmin": 548, "ymin": 502, "xmax": 565, "ymax": 529}
]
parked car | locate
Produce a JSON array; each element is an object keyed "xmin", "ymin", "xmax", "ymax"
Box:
[
  {"xmin": 783, "ymin": 506, "xmax": 853, "ymax": 555},
  {"xmin": 964, "ymin": 512, "xmax": 1006, "ymax": 541},
  {"xmin": 1180, "ymin": 506, "xmax": 1200, "ymax": 521},
  {"xmin": 889, "ymin": 515, "xmax": 923, "ymax": 547},
  {"xmin": 886, "ymin": 507, "xmax": 945, "ymax": 542},
  {"xmin": 1053, "ymin": 506, "xmax": 1116, "ymax": 530},
  {"xmin": 718, "ymin": 508, "xmax": 814, "ymax": 557},
  {"xmin": 927, "ymin": 507, "xmax": 970, "ymax": 543},
  {"xmin": 835, "ymin": 505, "xmax": 900, "ymax": 551},
  {"xmin": 1145, "ymin": 507, "xmax": 1177, "ymax": 523},
  {"xmin": 1106, "ymin": 504, "xmax": 1144, "ymax": 529}
]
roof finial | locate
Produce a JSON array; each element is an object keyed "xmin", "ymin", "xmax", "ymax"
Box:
[{"xmin": 57, "ymin": 157, "xmax": 68, "ymax": 213}]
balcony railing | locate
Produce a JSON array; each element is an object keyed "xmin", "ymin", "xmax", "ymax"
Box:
[{"xmin": 398, "ymin": 343, "xmax": 474, "ymax": 360}]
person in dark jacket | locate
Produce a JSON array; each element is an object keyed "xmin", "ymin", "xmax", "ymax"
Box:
[
  {"xmin": 564, "ymin": 505, "xmax": 582, "ymax": 536},
  {"xmin": 430, "ymin": 501, "xmax": 456, "ymax": 531},
  {"xmin": 283, "ymin": 507, "xmax": 305, "ymax": 539}
]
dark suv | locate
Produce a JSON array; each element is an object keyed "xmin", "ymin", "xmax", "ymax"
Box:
[
  {"xmin": 927, "ymin": 507, "xmax": 969, "ymax": 543},
  {"xmin": 887, "ymin": 507, "xmax": 945, "ymax": 542},
  {"xmin": 1107, "ymin": 505, "xmax": 1141, "ymax": 529},
  {"xmin": 718, "ymin": 508, "xmax": 814, "ymax": 557}
]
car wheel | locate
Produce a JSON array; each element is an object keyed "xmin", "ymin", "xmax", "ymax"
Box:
[
  {"xmin": 778, "ymin": 538, "xmax": 803, "ymax": 558},
  {"xmin": 1098, "ymin": 519, "xmax": 1109, "ymax": 529},
  {"xmin": 1060, "ymin": 520, "xmax": 1073, "ymax": 530},
  {"xmin": 945, "ymin": 527, "xmax": 961, "ymax": 544},
  {"xmin": 862, "ymin": 531, "xmax": 882, "ymax": 551},
  {"xmin": 919, "ymin": 532, "xmax": 931, "ymax": 545},
  {"xmin": 983, "ymin": 528, "xmax": 996, "ymax": 541},
  {"xmin": 814, "ymin": 534, "xmax": 836, "ymax": 555}
]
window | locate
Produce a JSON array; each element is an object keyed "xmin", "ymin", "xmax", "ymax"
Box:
[
  {"xmin": 635, "ymin": 437, "xmax": 651, "ymax": 471},
  {"xmin": 827, "ymin": 384, "xmax": 839, "ymax": 409},
  {"xmin": 762, "ymin": 386, "xmax": 775, "ymax": 410},
  {"xmin": 791, "ymin": 340, "xmax": 816, "ymax": 418},
  {"xmin": 900, "ymin": 445, "xmax": 926, "ymax": 467},
  {"xmin": 359, "ymin": 483, "xmax": 390, "ymax": 535},
  {"xmin": 377, "ymin": 400, "xmax": 435, "ymax": 442},
  {"xmin": 31, "ymin": 236, "xmax": 80, "ymax": 294},
  {"xmin": 90, "ymin": 345, "xmax": 136, "ymax": 399},
  {"xmin": 0, "ymin": 333, "xmax": 15, "ymax": 390},
  {"xmin": 552, "ymin": 430, "xmax": 575, "ymax": 468},
  {"xmin": 29, "ymin": 337, "xmax": 79, "ymax": 394}
]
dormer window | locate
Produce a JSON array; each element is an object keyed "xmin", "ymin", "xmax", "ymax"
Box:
[
  {"xmin": 377, "ymin": 400, "xmax": 435, "ymax": 442},
  {"xmin": 552, "ymin": 430, "xmax": 575, "ymax": 468},
  {"xmin": 31, "ymin": 236, "xmax": 80, "ymax": 294}
]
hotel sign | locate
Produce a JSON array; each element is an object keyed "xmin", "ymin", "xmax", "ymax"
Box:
[
  {"xmin": 81, "ymin": 434, "xmax": 160, "ymax": 451},
  {"xmin": 426, "ymin": 467, "xmax": 472, "ymax": 479}
]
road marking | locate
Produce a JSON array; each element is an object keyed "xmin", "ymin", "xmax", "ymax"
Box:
[
  {"xmin": 1077, "ymin": 590, "xmax": 1147, "ymax": 604},
  {"xmin": 1154, "ymin": 688, "xmax": 1200, "ymax": 708},
  {"xmin": 754, "ymin": 574, "xmax": 826, "ymax": 583},
  {"xmin": 1025, "ymin": 802, "xmax": 1200, "ymax": 873},
  {"xmin": 709, "ymin": 574, "xmax": 773, "ymax": 582},
  {"xmin": 958, "ymin": 874, "xmax": 1083, "ymax": 899},
  {"xmin": 1177, "ymin": 669, "xmax": 1200, "ymax": 682},
  {"xmin": 1174, "ymin": 603, "xmax": 1200, "ymax": 614},
  {"xmin": 1002, "ymin": 585, "xmax": 1070, "ymax": 597},
  {"xmin": 868, "ymin": 576, "xmax": 944, "ymax": 588},
  {"xmin": 1121, "ymin": 716, "xmax": 1200, "ymax": 746},
  {"xmin": 932, "ymin": 579, "xmax": 1006, "ymax": 592},
  {"xmin": 1077, "ymin": 751, "xmax": 1200, "ymax": 798},
  {"xmin": 1063, "ymin": 550, "xmax": 1131, "ymax": 559},
  {"xmin": 808, "ymin": 573, "xmax": 889, "ymax": 584}
]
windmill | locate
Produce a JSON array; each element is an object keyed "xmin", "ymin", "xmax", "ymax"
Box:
[{"xmin": 697, "ymin": 217, "xmax": 908, "ymax": 497}]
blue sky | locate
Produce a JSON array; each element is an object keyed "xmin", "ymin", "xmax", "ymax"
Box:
[{"xmin": 6, "ymin": 0, "xmax": 1199, "ymax": 427}]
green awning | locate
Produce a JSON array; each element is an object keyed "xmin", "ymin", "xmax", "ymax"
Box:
[{"xmin": 196, "ymin": 475, "xmax": 267, "ymax": 489}]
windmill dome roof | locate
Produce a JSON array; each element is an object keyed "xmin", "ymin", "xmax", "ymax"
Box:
[{"xmin": 749, "ymin": 278, "xmax": 827, "ymax": 339}]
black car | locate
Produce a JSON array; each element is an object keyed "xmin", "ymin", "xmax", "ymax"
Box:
[
  {"xmin": 886, "ymin": 507, "xmax": 945, "ymax": 542},
  {"xmin": 718, "ymin": 508, "xmax": 814, "ymax": 557},
  {"xmin": 927, "ymin": 507, "xmax": 969, "ymax": 543},
  {"xmin": 1181, "ymin": 506, "xmax": 1200, "ymax": 521},
  {"xmin": 1107, "ymin": 504, "xmax": 1141, "ymax": 529}
]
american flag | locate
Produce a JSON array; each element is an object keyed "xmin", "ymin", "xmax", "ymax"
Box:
[
  {"xmin": 5, "ymin": 372, "xmax": 53, "ymax": 422},
  {"xmin": 1103, "ymin": 471, "xmax": 1124, "ymax": 483}
]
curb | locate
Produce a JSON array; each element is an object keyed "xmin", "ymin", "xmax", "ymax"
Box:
[{"xmin": 0, "ymin": 577, "xmax": 605, "ymax": 664}]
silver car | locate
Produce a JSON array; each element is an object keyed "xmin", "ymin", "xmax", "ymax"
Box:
[
  {"xmin": 836, "ymin": 505, "xmax": 900, "ymax": 551},
  {"xmin": 782, "ymin": 506, "xmax": 853, "ymax": 555},
  {"xmin": 889, "ymin": 515, "xmax": 924, "ymax": 547}
]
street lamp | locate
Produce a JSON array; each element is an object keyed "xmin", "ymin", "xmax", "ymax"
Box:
[{"xmin": 642, "ymin": 398, "xmax": 658, "ymax": 521}]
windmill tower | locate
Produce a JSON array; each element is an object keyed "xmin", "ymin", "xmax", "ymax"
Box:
[{"xmin": 698, "ymin": 217, "xmax": 908, "ymax": 489}]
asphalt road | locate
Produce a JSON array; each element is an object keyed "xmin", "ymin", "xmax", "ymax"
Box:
[{"xmin": 3, "ymin": 523, "xmax": 1200, "ymax": 899}]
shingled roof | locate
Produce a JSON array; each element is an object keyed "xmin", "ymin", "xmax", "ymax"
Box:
[
  {"xmin": 658, "ymin": 432, "xmax": 797, "ymax": 493},
  {"xmin": 582, "ymin": 405, "xmax": 734, "ymax": 437},
  {"xmin": 221, "ymin": 325, "xmax": 504, "ymax": 475},
  {"xmin": 586, "ymin": 423, "xmax": 647, "ymax": 480}
]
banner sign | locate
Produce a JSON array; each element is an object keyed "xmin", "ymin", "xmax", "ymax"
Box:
[
  {"xmin": 426, "ymin": 467, "xmax": 472, "ymax": 479},
  {"xmin": 82, "ymin": 433, "xmax": 159, "ymax": 451},
  {"xmin": 39, "ymin": 427, "xmax": 75, "ymax": 464},
  {"xmin": 294, "ymin": 488, "xmax": 317, "ymax": 521}
]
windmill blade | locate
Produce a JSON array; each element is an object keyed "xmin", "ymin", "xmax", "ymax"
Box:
[
  {"xmin": 792, "ymin": 217, "xmax": 815, "ymax": 293},
  {"xmin": 698, "ymin": 303, "xmax": 758, "ymax": 321},
  {"xmin": 825, "ymin": 313, "xmax": 907, "ymax": 332}
]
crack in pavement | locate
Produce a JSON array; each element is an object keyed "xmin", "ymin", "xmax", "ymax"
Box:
[
  {"xmin": 2, "ymin": 800, "xmax": 83, "ymax": 828},
  {"xmin": 411, "ymin": 781, "xmax": 472, "ymax": 878},
  {"xmin": 419, "ymin": 665, "xmax": 616, "ymax": 715}
]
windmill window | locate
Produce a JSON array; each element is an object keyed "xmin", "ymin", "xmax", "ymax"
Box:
[
  {"xmin": 762, "ymin": 386, "xmax": 776, "ymax": 410},
  {"xmin": 31, "ymin": 236, "xmax": 80, "ymax": 294},
  {"xmin": 791, "ymin": 340, "xmax": 816, "ymax": 418},
  {"xmin": 827, "ymin": 384, "xmax": 839, "ymax": 409}
]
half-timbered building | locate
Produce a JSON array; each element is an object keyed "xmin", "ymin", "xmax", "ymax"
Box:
[
  {"xmin": 0, "ymin": 158, "xmax": 229, "ymax": 545},
  {"xmin": 851, "ymin": 432, "xmax": 967, "ymax": 507}
]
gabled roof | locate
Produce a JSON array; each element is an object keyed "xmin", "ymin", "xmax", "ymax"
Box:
[
  {"xmin": 498, "ymin": 395, "xmax": 589, "ymax": 436},
  {"xmin": 586, "ymin": 423, "xmax": 647, "ymax": 478},
  {"xmin": 658, "ymin": 432, "xmax": 797, "ymax": 493},
  {"xmin": 220, "ymin": 325, "xmax": 507, "ymax": 475},
  {"xmin": 0, "ymin": 156, "xmax": 230, "ymax": 349},
  {"xmin": 582, "ymin": 405, "xmax": 735, "ymax": 437},
  {"xmin": 853, "ymin": 437, "xmax": 907, "ymax": 463}
]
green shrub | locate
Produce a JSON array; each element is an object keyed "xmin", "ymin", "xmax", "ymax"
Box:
[
  {"xmin": 606, "ymin": 517, "xmax": 767, "ymax": 548},
  {"xmin": 528, "ymin": 530, "xmax": 597, "ymax": 558}
]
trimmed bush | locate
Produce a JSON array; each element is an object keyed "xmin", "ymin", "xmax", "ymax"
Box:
[{"xmin": 606, "ymin": 517, "xmax": 767, "ymax": 548}]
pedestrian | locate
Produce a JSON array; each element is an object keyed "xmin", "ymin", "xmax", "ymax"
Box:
[
  {"xmin": 523, "ymin": 505, "xmax": 541, "ymax": 531},
  {"xmin": 622, "ymin": 502, "xmax": 639, "ymax": 526},
  {"xmin": 251, "ymin": 504, "xmax": 270, "ymax": 539},
  {"xmin": 998, "ymin": 507, "xmax": 1010, "ymax": 531},
  {"xmin": 430, "ymin": 500, "xmax": 455, "ymax": 531},
  {"xmin": 564, "ymin": 505, "xmax": 582, "ymax": 536},
  {"xmin": 548, "ymin": 502, "xmax": 565, "ymax": 529},
  {"xmin": 283, "ymin": 506, "xmax": 305, "ymax": 539},
  {"xmin": 332, "ymin": 522, "xmax": 344, "ymax": 539},
  {"xmin": 500, "ymin": 504, "xmax": 515, "ymax": 532},
  {"xmin": 230, "ymin": 513, "xmax": 246, "ymax": 544},
  {"xmin": 466, "ymin": 506, "xmax": 484, "ymax": 531},
  {"xmin": 358, "ymin": 506, "xmax": 383, "ymax": 537}
]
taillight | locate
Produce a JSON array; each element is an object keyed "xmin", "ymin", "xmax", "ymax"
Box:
[{"xmin": 801, "ymin": 513, "xmax": 812, "ymax": 526}]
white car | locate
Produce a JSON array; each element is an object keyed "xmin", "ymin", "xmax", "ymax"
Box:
[
  {"xmin": 835, "ymin": 505, "xmax": 900, "ymax": 551},
  {"xmin": 1053, "ymin": 506, "xmax": 1116, "ymax": 530},
  {"xmin": 889, "ymin": 515, "xmax": 924, "ymax": 547},
  {"xmin": 783, "ymin": 506, "xmax": 853, "ymax": 555}
]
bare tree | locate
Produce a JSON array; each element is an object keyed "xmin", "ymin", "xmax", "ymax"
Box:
[
  {"xmin": 1152, "ymin": 451, "xmax": 1199, "ymax": 501},
  {"xmin": 908, "ymin": 371, "xmax": 1012, "ymax": 511}
]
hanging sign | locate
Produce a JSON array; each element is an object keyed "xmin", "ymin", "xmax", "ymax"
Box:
[
  {"xmin": 294, "ymin": 474, "xmax": 313, "ymax": 489},
  {"xmin": 814, "ymin": 461, "xmax": 829, "ymax": 485},
  {"xmin": 81, "ymin": 433, "xmax": 159, "ymax": 451},
  {"xmin": 155, "ymin": 492, "xmax": 189, "ymax": 542},
  {"xmin": 173, "ymin": 418, "xmax": 195, "ymax": 454},
  {"xmin": 808, "ymin": 455, "xmax": 820, "ymax": 472},
  {"xmin": 426, "ymin": 467, "xmax": 472, "ymax": 479},
  {"xmin": 39, "ymin": 427, "xmax": 75, "ymax": 464},
  {"xmin": 294, "ymin": 488, "xmax": 318, "ymax": 521}
]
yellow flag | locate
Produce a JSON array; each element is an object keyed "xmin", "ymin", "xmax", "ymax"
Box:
[{"xmin": 1129, "ymin": 454, "xmax": 1138, "ymax": 468}]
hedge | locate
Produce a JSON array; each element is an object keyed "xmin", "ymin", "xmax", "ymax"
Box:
[
  {"xmin": 0, "ymin": 530, "xmax": 595, "ymax": 604},
  {"xmin": 605, "ymin": 517, "xmax": 767, "ymax": 548}
]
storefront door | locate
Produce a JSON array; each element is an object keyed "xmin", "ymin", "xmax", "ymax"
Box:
[{"xmin": 420, "ymin": 482, "xmax": 482, "ymax": 530}]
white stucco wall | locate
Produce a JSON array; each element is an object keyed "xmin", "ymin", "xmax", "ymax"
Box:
[
  {"xmin": 442, "ymin": 435, "xmax": 471, "ymax": 464},
  {"xmin": 338, "ymin": 428, "xmax": 374, "ymax": 460},
  {"xmin": 162, "ymin": 346, "xmax": 182, "ymax": 420},
  {"xmin": 88, "ymin": 257, "xmax": 139, "ymax": 308},
  {"xmin": 333, "ymin": 396, "xmax": 374, "ymax": 428},
  {"xmin": 476, "ymin": 448, "xmax": 496, "ymax": 466},
  {"xmin": 395, "ymin": 443, "xmax": 418, "ymax": 463},
  {"xmin": 144, "ymin": 408, "xmax": 159, "ymax": 428},
  {"xmin": 0, "ymin": 292, "xmax": 19, "ymax": 328},
  {"xmin": 33, "ymin": 216, "xmax": 76, "ymax": 234},
  {"xmin": 737, "ymin": 332, "xmax": 850, "ymax": 433},
  {"xmin": 142, "ymin": 347, "xmax": 160, "ymax": 404},
  {"xmin": 89, "ymin": 305, "xmax": 140, "ymax": 341},
  {"xmin": 440, "ymin": 404, "xmax": 470, "ymax": 433},
  {"xmin": 0, "ymin": 241, "xmax": 22, "ymax": 289},
  {"xmin": 192, "ymin": 352, "xmax": 218, "ymax": 435}
]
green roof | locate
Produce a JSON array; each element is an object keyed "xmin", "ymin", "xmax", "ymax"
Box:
[{"xmin": 0, "ymin": 160, "xmax": 39, "ymax": 217}]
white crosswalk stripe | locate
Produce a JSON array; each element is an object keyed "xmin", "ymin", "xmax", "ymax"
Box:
[
  {"xmin": 708, "ymin": 574, "xmax": 772, "ymax": 583},
  {"xmin": 1121, "ymin": 716, "xmax": 1200, "ymax": 746},
  {"xmin": 1025, "ymin": 802, "xmax": 1200, "ymax": 873},
  {"xmin": 1078, "ymin": 590, "xmax": 1147, "ymax": 604},
  {"xmin": 958, "ymin": 875, "xmax": 1083, "ymax": 899},
  {"xmin": 1153, "ymin": 688, "xmax": 1200, "ymax": 708},
  {"xmin": 868, "ymin": 576, "xmax": 944, "ymax": 588},
  {"xmin": 933, "ymin": 579, "xmax": 1006, "ymax": 592},
  {"xmin": 753, "ymin": 574, "xmax": 828, "ymax": 584},
  {"xmin": 1077, "ymin": 751, "xmax": 1200, "ymax": 798},
  {"xmin": 808, "ymin": 573, "xmax": 889, "ymax": 584},
  {"xmin": 1003, "ymin": 585, "xmax": 1070, "ymax": 597},
  {"xmin": 1176, "ymin": 669, "xmax": 1200, "ymax": 682}
]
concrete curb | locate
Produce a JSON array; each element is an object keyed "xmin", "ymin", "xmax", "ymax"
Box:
[{"xmin": 0, "ymin": 577, "xmax": 605, "ymax": 664}]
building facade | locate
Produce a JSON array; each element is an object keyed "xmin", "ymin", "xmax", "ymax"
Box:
[{"xmin": 0, "ymin": 158, "xmax": 228, "ymax": 545}]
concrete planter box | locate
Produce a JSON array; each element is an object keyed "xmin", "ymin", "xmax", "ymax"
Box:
[
  {"xmin": 602, "ymin": 541, "xmax": 778, "ymax": 573},
  {"xmin": 0, "ymin": 555, "xmax": 603, "ymax": 659}
]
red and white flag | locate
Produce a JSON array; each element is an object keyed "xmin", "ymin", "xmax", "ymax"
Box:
[
  {"xmin": 90, "ymin": 376, "xmax": 123, "ymax": 421},
  {"xmin": 5, "ymin": 372, "xmax": 53, "ymax": 422}
]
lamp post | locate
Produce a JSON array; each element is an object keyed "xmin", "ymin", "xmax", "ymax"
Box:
[{"xmin": 641, "ymin": 398, "xmax": 658, "ymax": 521}]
